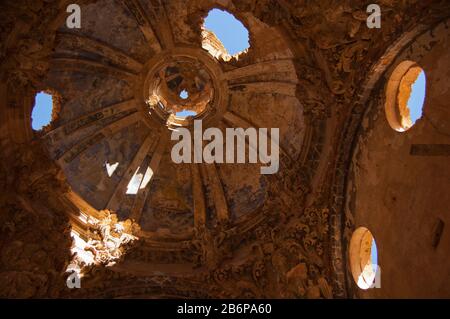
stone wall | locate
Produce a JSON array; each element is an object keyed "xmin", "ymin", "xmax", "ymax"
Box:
[
  {"xmin": 346, "ymin": 19, "xmax": 450, "ymax": 298},
  {"xmin": 0, "ymin": 0, "xmax": 449, "ymax": 298}
]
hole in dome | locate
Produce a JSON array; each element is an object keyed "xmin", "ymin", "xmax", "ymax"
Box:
[
  {"xmin": 202, "ymin": 8, "xmax": 249, "ymax": 60},
  {"xmin": 175, "ymin": 110, "xmax": 197, "ymax": 118},
  {"xmin": 31, "ymin": 91, "xmax": 54, "ymax": 130},
  {"xmin": 179, "ymin": 90, "xmax": 189, "ymax": 99},
  {"xmin": 385, "ymin": 61, "xmax": 426, "ymax": 132},
  {"xmin": 126, "ymin": 167, "xmax": 144, "ymax": 195},
  {"xmin": 125, "ymin": 157, "xmax": 155, "ymax": 195},
  {"xmin": 105, "ymin": 161, "xmax": 119, "ymax": 177},
  {"xmin": 349, "ymin": 227, "xmax": 379, "ymax": 290}
]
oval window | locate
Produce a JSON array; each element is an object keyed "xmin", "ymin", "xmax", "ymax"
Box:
[
  {"xmin": 385, "ymin": 61, "xmax": 426, "ymax": 132},
  {"xmin": 349, "ymin": 227, "xmax": 379, "ymax": 290}
]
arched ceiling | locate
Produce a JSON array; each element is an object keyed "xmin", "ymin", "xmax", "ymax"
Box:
[
  {"xmin": 42, "ymin": 0, "xmax": 304, "ymax": 240},
  {"xmin": 0, "ymin": 0, "xmax": 449, "ymax": 299}
]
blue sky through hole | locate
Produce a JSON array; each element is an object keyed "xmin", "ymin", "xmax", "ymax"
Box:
[
  {"xmin": 204, "ymin": 9, "xmax": 249, "ymax": 56},
  {"xmin": 31, "ymin": 92, "xmax": 53, "ymax": 130},
  {"xmin": 176, "ymin": 110, "xmax": 197, "ymax": 117},
  {"xmin": 31, "ymin": 11, "xmax": 250, "ymax": 126},
  {"xmin": 371, "ymin": 239, "xmax": 378, "ymax": 272},
  {"xmin": 407, "ymin": 71, "xmax": 426, "ymax": 124},
  {"xmin": 180, "ymin": 90, "xmax": 188, "ymax": 99}
]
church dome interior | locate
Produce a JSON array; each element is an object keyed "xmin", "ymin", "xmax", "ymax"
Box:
[{"xmin": 0, "ymin": 0, "xmax": 449, "ymax": 299}]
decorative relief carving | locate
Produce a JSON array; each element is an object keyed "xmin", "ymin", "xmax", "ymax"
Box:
[
  {"xmin": 68, "ymin": 211, "xmax": 140, "ymax": 277},
  {"xmin": 1, "ymin": 0, "xmax": 448, "ymax": 299},
  {"xmin": 0, "ymin": 142, "xmax": 72, "ymax": 298}
]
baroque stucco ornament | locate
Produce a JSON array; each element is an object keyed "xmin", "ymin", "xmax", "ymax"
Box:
[
  {"xmin": 0, "ymin": 0, "xmax": 449, "ymax": 299},
  {"xmin": 68, "ymin": 211, "xmax": 140, "ymax": 277}
]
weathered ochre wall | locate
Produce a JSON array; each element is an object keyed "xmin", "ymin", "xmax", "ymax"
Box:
[
  {"xmin": 1, "ymin": 0, "xmax": 449, "ymax": 298},
  {"xmin": 347, "ymin": 20, "xmax": 450, "ymax": 298}
]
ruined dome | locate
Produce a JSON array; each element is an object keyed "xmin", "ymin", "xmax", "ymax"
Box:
[
  {"xmin": 29, "ymin": 1, "xmax": 310, "ymax": 297},
  {"xmin": 1, "ymin": 0, "xmax": 449, "ymax": 300},
  {"xmin": 42, "ymin": 1, "xmax": 304, "ymax": 241}
]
